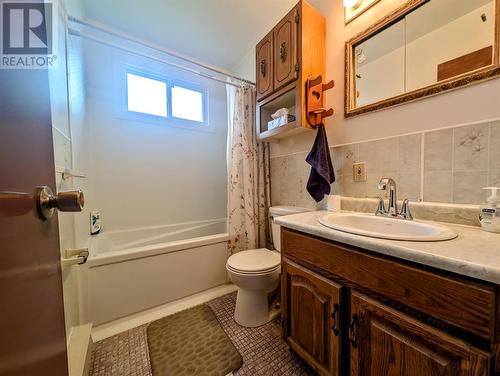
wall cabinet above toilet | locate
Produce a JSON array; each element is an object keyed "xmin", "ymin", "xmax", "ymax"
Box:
[{"xmin": 255, "ymin": 0, "xmax": 326, "ymax": 142}]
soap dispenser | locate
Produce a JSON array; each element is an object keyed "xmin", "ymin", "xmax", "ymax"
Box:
[{"xmin": 479, "ymin": 187, "xmax": 500, "ymax": 233}]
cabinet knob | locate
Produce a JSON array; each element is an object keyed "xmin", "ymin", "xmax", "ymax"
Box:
[
  {"xmin": 280, "ymin": 42, "xmax": 287, "ymax": 62},
  {"xmin": 260, "ymin": 59, "xmax": 266, "ymax": 77}
]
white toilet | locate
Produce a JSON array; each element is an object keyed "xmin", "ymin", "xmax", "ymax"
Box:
[{"xmin": 226, "ymin": 206, "xmax": 311, "ymax": 327}]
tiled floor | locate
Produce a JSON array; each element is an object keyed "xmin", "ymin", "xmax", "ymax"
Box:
[
  {"xmin": 89, "ymin": 325, "xmax": 152, "ymax": 376},
  {"xmin": 89, "ymin": 292, "xmax": 313, "ymax": 376}
]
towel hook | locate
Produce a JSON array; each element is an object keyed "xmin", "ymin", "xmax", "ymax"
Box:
[{"xmin": 305, "ymin": 75, "xmax": 335, "ymax": 129}]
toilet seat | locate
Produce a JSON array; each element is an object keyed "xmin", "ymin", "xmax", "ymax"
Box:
[{"xmin": 226, "ymin": 249, "xmax": 280, "ymax": 275}]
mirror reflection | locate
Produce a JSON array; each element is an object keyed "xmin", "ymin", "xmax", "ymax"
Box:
[{"xmin": 353, "ymin": 0, "xmax": 495, "ymax": 108}]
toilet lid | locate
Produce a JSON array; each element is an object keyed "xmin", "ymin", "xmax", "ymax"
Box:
[{"xmin": 227, "ymin": 249, "xmax": 281, "ymax": 273}]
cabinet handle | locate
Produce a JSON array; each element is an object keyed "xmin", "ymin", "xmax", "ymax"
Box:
[
  {"xmin": 331, "ymin": 303, "xmax": 340, "ymax": 336},
  {"xmin": 280, "ymin": 42, "xmax": 287, "ymax": 62},
  {"xmin": 349, "ymin": 314, "xmax": 359, "ymax": 348},
  {"xmin": 260, "ymin": 59, "xmax": 266, "ymax": 77}
]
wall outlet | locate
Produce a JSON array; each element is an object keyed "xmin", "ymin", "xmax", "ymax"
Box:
[{"xmin": 353, "ymin": 162, "xmax": 367, "ymax": 182}]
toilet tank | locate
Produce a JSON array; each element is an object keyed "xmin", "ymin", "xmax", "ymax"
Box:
[{"xmin": 269, "ymin": 206, "xmax": 312, "ymax": 252}]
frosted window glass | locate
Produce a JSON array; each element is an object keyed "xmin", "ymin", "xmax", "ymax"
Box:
[
  {"xmin": 171, "ymin": 85, "xmax": 204, "ymax": 122},
  {"xmin": 127, "ymin": 73, "xmax": 167, "ymax": 117}
]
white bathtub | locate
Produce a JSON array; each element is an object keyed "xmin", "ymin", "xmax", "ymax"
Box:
[{"xmin": 85, "ymin": 219, "xmax": 229, "ymax": 325}]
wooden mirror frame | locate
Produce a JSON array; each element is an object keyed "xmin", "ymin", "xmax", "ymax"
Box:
[{"xmin": 345, "ymin": 0, "xmax": 500, "ymax": 118}]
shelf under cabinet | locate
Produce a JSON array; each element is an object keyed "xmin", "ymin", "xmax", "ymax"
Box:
[{"xmin": 258, "ymin": 121, "xmax": 312, "ymax": 142}]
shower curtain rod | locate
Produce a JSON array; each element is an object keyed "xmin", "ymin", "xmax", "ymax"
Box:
[
  {"xmin": 67, "ymin": 15, "xmax": 255, "ymax": 88},
  {"xmin": 69, "ymin": 28, "xmax": 248, "ymax": 88}
]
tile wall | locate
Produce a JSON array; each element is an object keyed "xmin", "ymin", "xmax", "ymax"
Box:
[{"xmin": 271, "ymin": 119, "xmax": 500, "ymax": 207}]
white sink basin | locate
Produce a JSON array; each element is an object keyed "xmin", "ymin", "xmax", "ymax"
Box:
[{"xmin": 319, "ymin": 213, "xmax": 457, "ymax": 241}]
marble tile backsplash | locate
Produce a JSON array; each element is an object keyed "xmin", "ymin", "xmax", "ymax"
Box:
[{"xmin": 270, "ymin": 120, "xmax": 500, "ymax": 207}]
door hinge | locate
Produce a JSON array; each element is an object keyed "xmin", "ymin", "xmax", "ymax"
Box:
[
  {"xmin": 295, "ymin": 11, "xmax": 300, "ymax": 23},
  {"xmin": 295, "ymin": 62, "xmax": 300, "ymax": 72}
]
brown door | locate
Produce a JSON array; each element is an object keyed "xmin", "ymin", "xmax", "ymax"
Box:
[
  {"xmin": 273, "ymin": 6, "xmax": 298, "ymax": 91},
  {"xmin": 0, "ymin": 67, "xmax": 68, "ymax": 373},
  {"xmin": 282, "ymin": 259, "xmax": 342, "ymax": 376},
  {"xmin": 349, "ymin": 291, "xmax": 491, "ymax": 376},
  {"xmin": 256, "ymin": 31, "xmax": 274, "ymax": 101}
]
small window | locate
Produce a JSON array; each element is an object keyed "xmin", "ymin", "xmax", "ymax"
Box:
[
  {"xmin": 171, "ymin": 84, "xmax": 205, "ymax": 123},
  {"xmin": 127, "ymin": 73, "xmax": 167, "ymax": 117}
]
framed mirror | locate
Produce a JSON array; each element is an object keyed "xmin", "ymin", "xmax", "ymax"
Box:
[{"xmin": 345, "ymin": 0, "xmax": 500, "ymax": 117}]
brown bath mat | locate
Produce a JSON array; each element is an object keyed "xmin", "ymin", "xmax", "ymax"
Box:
[{"xmin": 147, "ymin": 304, "xmax": 242, "ymax": 376}]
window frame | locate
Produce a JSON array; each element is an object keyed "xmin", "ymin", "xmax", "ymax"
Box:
[
  {"xmin": 126, "ymin": 70, "xmax": 169, "ymax": 119},
  {"xmin": 124, "ymin": 69, "xmax": 210, "ymax": 129},
  {"xmin": 169, "ymin": 80, "xmax": 208, "ymax": 126}
]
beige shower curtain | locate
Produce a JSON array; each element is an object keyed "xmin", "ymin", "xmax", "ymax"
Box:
[{"xmin": 226, "ymin": 84, "xmax": 271, "ymax": 255}]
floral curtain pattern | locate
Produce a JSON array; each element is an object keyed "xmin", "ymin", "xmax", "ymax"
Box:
[{"xmin": 227, "ymin": 84, "xmax": 271, "ymax": 255}]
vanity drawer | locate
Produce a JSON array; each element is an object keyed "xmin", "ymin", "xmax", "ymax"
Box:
[{"xmin": 282, "ymin": 228, "xmax": 496, "ymax": 341}]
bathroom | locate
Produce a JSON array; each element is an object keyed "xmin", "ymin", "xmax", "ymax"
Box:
[{"xmin": 1, "ymin": 0, "xmax": 500, "ymax": 374}]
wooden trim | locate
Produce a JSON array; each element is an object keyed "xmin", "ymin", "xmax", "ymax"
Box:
[
  {"xmin": 495, "ymin": 0, "xmax": 500, "ymax": 65},
  {"xmin": 344, "ymin": 0, "xmax": 500, "ymax": 118}
]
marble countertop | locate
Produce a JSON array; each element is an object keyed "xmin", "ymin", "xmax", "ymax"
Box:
[{"xmin": 275, "ymin": 211, "xmax": 500, "ymax": 284}]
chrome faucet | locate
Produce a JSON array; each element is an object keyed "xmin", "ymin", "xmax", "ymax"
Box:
[
  {"xmin": 374, "ymin": 178, "xmax": 414, "ymax": 220},
  {"xmin": 377, "ymin": 178, "xmax": 398, "ymax": 217},
  {"xmin": 399, "ymin": 199, "xmax": 413, "ymax": 220}
]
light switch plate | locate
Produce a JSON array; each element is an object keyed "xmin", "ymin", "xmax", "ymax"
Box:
[{"xmin": 353, "ymin": 162, "xmax": 367, "ymax": 182}]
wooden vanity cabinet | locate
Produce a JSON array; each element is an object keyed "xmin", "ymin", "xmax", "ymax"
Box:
[
  {"xmin": 349, "ymin": 292, "xmax": 491, "ymax": 376},
  {"xmin": 281, "ymin": 228, "xmax": 498, "ymax": 375},
  {"xmin": 282, "ymin": 260, "xmax": 343, "ymax": 375}
]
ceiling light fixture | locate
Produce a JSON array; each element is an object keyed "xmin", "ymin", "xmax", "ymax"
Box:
[{"xmin": 343, "ymin": 0, "xmax": 362, "ymax": 9}]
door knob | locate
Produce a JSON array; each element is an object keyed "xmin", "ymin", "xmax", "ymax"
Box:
[{"xmin": 35, "ymin": 186, "xmax": 84, "ymax": 220}]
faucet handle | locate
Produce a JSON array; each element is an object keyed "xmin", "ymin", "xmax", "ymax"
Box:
[
  {"xmin": 399, "ymin": 198, "xmax": 414, "ymax": 220},
  {"xmin": 374, "ymin": 197, "xmax": 386, "ymax": 216}
]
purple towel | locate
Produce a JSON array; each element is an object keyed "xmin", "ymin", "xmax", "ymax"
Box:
[{"xmin": 306, "ymin": 124, "xmax": 335, "ymax": 202}]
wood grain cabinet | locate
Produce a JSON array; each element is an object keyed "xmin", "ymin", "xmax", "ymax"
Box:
[
  {"xmin": 281, "ymin": 228, "xmax": 498, "ymax": 376},
  {"xmin": 282, "ymin": 260, "xmax": 342, "ymax": 375},
  {"xmin": 349, "ymin": 292, "xmax": 491, "ymax": 376},
  {"xmin": 255, "ymin": 0, "xmax": 325, "ymax": 141},
  {"xmin": 273, "ymin": 8, "xmax": 298, "ymax": 92},
  {"xmin": 256, "ymin": 31, "xmax": 273, "ymax": 101}
]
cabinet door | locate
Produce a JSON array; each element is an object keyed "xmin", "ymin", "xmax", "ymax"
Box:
[
  {"xmin": 256, "ymin": 31, "xmax": 273, "ymax": 101},
  {"xmin": 282, "ymin": 259, "xmax": 343, "ymax": 376},
  {"xmin": 273, "ymin": 7, "xmax": 298, "ymax": 91},
  {"xmin": 349, "ymin": 291, "xmax": 491, "ymax": 376}
]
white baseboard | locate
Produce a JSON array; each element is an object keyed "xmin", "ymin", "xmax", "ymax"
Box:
[{"xmin": 68, "ymin": 323, "xmax": 93, "ymax": 376}]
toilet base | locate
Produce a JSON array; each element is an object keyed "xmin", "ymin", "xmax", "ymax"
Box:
[{"xmin": 234, "ymin": 288, "xmax": 279, "ymax": 327}]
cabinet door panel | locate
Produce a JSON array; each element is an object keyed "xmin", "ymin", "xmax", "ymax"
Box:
[
  {"xmin": 282, "ymin": 259, "xmax": 342, "ymax": 376},
  {"xmin": 256, "ymin": 31, "xmax": 273, "ymax": 101},
  {"xmin": 273, "ymin": 7, "xmax": 298, "ymax": 91},
  {"xmin": 350, "ymin": 291, "xmax": 491, "ymax": 376}
]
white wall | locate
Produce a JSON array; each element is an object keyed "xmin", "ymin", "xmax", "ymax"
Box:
[
  {"xmin": 81, "ymin": 38, "xmax": 228, "ymax": 233},
  {"xmin": 231, "ymin": 48, "xmax": 256, "ymax": 83},
  {"xmin": 231, "ymin": 0, "xmax": 500, "ymax": 157}
]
